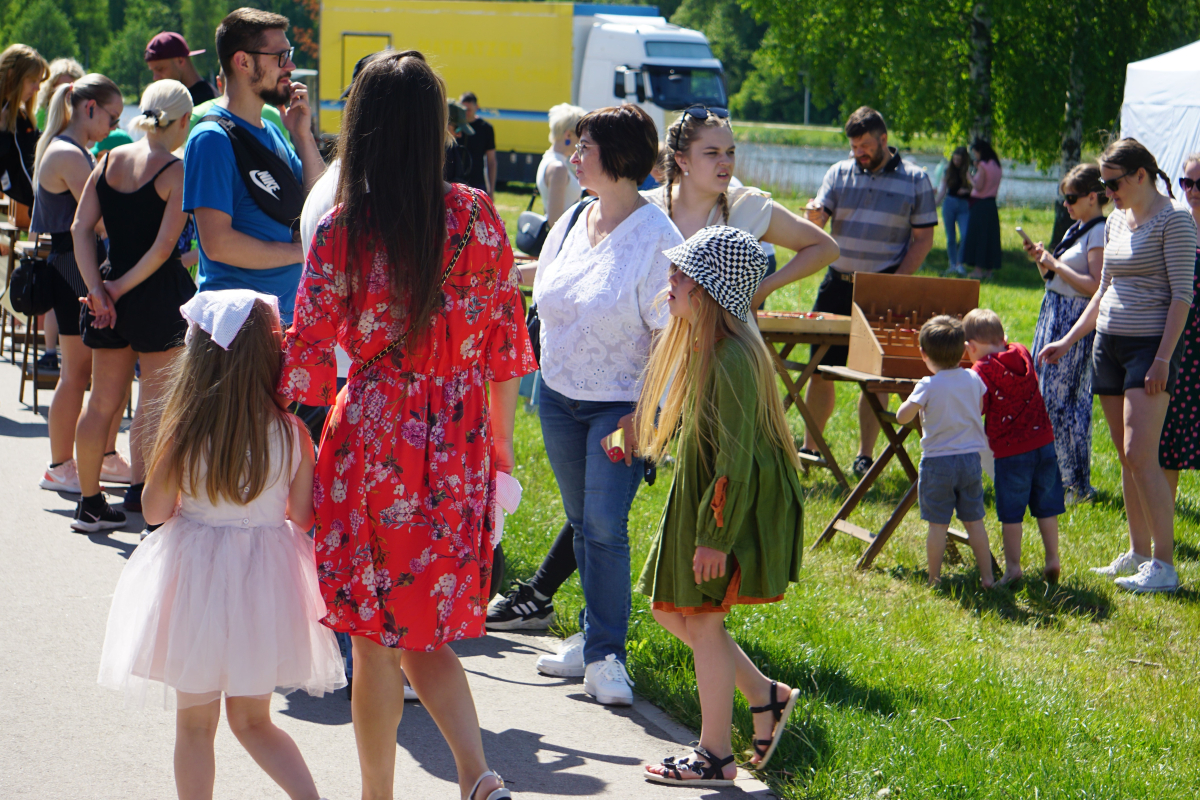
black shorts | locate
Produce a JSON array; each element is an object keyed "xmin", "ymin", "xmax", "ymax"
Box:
[
  {"xmin": 811, "ymin": 264, "xmax": 900, "ymax": 367},
  {"xmin": 82, "ymin": 259, "xmax": 196, "ymax": 353},
  {"xmin": 1092, "ymin": 331, "xmax": 1181, "ymax": 396},
  {"xmin": 49, "ymin": 263, "xmax": 83, "ymax": 337}
]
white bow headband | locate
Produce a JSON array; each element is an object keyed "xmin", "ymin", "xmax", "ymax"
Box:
[{"xmin": 180, "ymin": 289, "xmax": 281, "ymax": 350}]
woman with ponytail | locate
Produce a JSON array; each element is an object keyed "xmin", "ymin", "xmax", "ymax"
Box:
[
  {"xmin": 68, "ymin": 79, "xmax": 196, "ymax": 532},
  {"xmin": 31, "ymin": 73, "xmax": 130, "ymax": 497},
  {"xmin": 1039, "ymin": 138, "xmax": 1195, "ymax": 594},
  {"xmin": 644, "ymin": 107, "xmax": 837, "ymax": 310},
  {"xmin": 0, "ymin": 44, "xmax": 47, "ymax": 207}
]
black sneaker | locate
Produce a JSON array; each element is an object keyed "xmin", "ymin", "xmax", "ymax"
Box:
[
  {"xmin": 852, "ymin": 455, "xmax": 874, "ymax": 478},
  {"xmin": 71, "ymin": 496, "xmax": 126, "ymax": 533},
  {"xmin": 35, "ymin": 350, "xmax": 59, "ymax": 372},
  {"xmin": 486, "ymin": 581, "xmax": 556, "ymax": 631}
]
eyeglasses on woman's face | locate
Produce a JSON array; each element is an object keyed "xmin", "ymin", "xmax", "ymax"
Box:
[
  {"xmin": 97, "ymin": 102, "xmax": 122, "ymax": 131},
  {"xmin": 1180, "ymin": 176, "xmax": 1200, "ymax": 193},
  {"xmin": 1063, "ymin": 192, "xmax": 1096, "ymax": 205}
]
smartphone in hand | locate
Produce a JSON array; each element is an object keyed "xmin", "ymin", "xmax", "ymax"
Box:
[
  {"xmin": 1015, "ymin": 226, "xmax": 1034, "ymax": 247},
  {"xmin": 601, "ymin": 427, "xmax": 625, "ymax": 463}
]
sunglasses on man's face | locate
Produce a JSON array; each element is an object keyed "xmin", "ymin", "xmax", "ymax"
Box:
[{"xmin": 1180, "ymin": 176, "xmax": 1200, "ymax": 192}]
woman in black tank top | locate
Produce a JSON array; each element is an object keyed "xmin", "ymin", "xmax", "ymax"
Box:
[
  {"xmin": 29, "ymin": 73, "xmax": 127, "ymax": 503},
  {"xmin": 70, "ymin": 79, "xmax": 195, "ymax": 530}
]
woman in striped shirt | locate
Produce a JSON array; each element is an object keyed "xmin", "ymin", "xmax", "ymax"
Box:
[{"xmin": 1039, "ymin": 139, "xmax": 1195, "ymax": 594}]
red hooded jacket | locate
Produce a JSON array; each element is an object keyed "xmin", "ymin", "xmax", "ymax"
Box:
[{"xmin": 971, "ymin": 343, "xmax": 1055, "ymax": 459}]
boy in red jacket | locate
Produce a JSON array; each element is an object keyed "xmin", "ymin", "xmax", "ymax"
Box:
[{"xmin": 964, "ymin": 309, "xmax": 1065, "ymax": 587}]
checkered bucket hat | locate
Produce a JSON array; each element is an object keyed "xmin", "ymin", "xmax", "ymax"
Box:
[{"xmin": 663, "ymin": 226, "xmax": 768, "ymax": 323}]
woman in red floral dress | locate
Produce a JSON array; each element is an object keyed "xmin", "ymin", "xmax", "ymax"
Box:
[{"xmin": 278, "ymin": 52, "xmax": 535, "ymax": 800}]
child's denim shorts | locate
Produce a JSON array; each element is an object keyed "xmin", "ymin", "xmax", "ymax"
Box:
[
  {"xmin": 919, "ymin": 452, "xmax": 986, "ymax": 525},
  {"xmin": 994, "ymin": 442, "xmax": 1066, "ymax": 523}
]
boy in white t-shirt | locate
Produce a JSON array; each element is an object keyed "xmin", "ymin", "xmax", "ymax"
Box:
[{"xmin": 896, "ymin": 315, "xmax": 995, "ymax": 588}]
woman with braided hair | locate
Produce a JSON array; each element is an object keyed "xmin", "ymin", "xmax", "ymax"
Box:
[
  {"xmin": 70, "ymin": 79, "xmax": 196, "ymax": 531},
  {"xmin": 642, "ymin": 105, "xmax": 838, "ymax": 309}
]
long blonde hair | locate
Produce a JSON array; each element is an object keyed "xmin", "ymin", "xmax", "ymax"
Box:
[
  {"xmin": 36, "ymin": 58, "xmax": 83, "ymax": 116},
  {"xmin": 32, "ymin": 73, "xmax": 121, "ymax": 182},
  {"xmin": 148, "ymin": 300, "xmax": 295, "ymax": 506},
  {"xmin": 129, "ymin": 79, "xmax": 192, "ymax": 134},
  {"xmin": 0, "ymin": 44, "xmax": 48, "ymax": 133},
  {"xmin": 635, "ymin": 287, "xmax": 798, "ymax": 470}
]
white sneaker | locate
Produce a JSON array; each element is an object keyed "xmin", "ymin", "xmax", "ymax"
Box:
[
  {"xmin": 1090, "ymin": 550, "xmax": 1149, "ymax": 578},
  {"xmin": 40, "ymin": 460, "xmax": 80, "ymax": 493},
  {"xmin": 100, "ymin": 451, "xmax": 132, "ymax": 484},
  {"xmin": 1114, "ymin": 559, "xmax": 1179, "ymax": 593},
  {"xmin": 584, "ymin": 653, "xmax": 634, "ymax": 706},
  {"xmin": 535, "ymin": 631, "xmax": 585, "ymax": 677}
]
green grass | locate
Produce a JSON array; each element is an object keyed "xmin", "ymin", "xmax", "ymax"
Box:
[
  {"xmin": 731, "ymin": 122, "xmax": 950, "ymax": 156},
  {"xmin": 490, "ymin": 189, "xmax": 1200, "ymax": 799}
]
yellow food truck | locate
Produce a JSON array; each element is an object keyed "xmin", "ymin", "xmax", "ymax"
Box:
[{"xmin": 318, "ymin": 0, "xmax": 726, "ymax": 182}]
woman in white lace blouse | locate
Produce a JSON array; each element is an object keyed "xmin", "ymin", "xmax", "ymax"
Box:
[{"xmin": 527, "ymin": 105, "xmax": 682, "ymax": 706}]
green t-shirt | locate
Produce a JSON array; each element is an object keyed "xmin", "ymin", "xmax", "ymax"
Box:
[
  {"xmin": 91, "ymin": 128, "xmax": 134, "ymax": 155},
  {"xmin": 189, "ymin": 99, "xmax": 293, "ymax": 147}
]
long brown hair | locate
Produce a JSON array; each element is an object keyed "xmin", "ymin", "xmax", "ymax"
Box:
[
  {"xmin": 148, "ymin": 300, "xmax": 295, "ymax": 505},
  {"xmin": 948, "ymin": 146, "xmax": 972, "ymax": 190},
  {"xmin": 1100, "ymin": 137, "xmax": 1174, "ymax": 199},
  {"xmin": 0, "ymin": 44, "xmax": 48, "ymax": 132},
  {"xmin": 662, "ymin": 110, "xmax": 730, "ymax": 222},
  {"xmin": 635, "ymin": 286, "xmax": 798, "ymax": 470},
  {"xmin": 335, "ymin": 51, "xmax": 447, "ymax": 339}
]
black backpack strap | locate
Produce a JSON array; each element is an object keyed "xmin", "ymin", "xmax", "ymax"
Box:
[{"xmin": 199, "ymin": 114, "xmax": 305, "ymax": 233}]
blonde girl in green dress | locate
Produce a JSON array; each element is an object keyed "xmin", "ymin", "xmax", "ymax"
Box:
[{"xmin": 636, "ymin": 226, "xmax": 804, "ymax": 787}]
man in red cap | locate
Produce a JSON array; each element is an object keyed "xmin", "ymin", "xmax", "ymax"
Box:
[{"xmin": 145, "ymin": 32, "xmax": 217, "ymax": 105}]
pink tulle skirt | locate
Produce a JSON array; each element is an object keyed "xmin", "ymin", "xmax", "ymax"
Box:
[{"xmin": 97, "ymin": 515, "xmax": 346, "ymax": 709}]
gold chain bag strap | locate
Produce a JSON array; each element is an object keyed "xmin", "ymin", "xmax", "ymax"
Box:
[{"xmin": 351, "ymin": 194, "xmax": 480, "ymax": 380}]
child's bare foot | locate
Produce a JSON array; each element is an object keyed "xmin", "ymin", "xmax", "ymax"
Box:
[
  {"xmin": 1043, "ymin": 562, "xmax": 1060, "ymax": 584},
  {"xmin": 928, "ymin": 577, "xmax": 942, "ymax": 588},
  {"xmin": 996, "ymin": 570, "xmax": 1023, "ymax": 588}
]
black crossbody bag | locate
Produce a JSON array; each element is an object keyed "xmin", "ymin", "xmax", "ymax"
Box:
[{"xmin": 200, "ymin": 114, "xmax": 304, "ymax": 235}]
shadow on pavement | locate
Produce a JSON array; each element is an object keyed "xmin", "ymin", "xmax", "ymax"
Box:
[{"xmin": 0, "ymin": 414, "xmax": 47, "ymax": 437}]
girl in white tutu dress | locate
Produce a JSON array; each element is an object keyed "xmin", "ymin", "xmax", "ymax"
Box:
[{"xmin": 98, "ymin": 290, "xmax": 345, "ymax": 800}]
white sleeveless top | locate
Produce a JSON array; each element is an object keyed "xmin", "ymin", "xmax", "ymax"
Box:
[{"xmin": 536, "ymin": 147, "xmax": 581, "ymax": 214}]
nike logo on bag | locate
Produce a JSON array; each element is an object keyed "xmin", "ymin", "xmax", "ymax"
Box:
[{"xmin": 249, "ymin": 169, "xmax": 282, "ymax": 199}]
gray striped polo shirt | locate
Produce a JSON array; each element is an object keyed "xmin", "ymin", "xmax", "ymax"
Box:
[{"xmin": 814, "ymin": 148, "xmax": 938, "ymax": 273}]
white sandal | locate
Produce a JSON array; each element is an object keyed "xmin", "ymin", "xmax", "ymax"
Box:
[{"xmin": 467, "ymin": 770, "xmax": 511, "ymax": 800}]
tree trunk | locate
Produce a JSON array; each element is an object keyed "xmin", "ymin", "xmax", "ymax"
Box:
[
  {"xmin": 968, "ymin": 2, "xmax": 993, "ymax": 143},
  {"xmin": 1051, "ymin": 25, "xmax": 1086, "ymax": 247}
]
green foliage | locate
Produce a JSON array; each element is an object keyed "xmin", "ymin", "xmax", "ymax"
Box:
[
  {"xmin": 99, "ymin": 0, "xmax": 183, "ymax": 98},
  {"xmin": 7, "ymin": 0, "xmax": 80, "ymax": 63}
]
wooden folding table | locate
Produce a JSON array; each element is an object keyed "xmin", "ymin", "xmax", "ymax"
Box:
[
  {"xmin": 756, "ymin": 311, "xmax": 851, "ymax": 490},
  {"xmin": 811, "ymin": 365, "xmax": 997, "ymax": 572}
]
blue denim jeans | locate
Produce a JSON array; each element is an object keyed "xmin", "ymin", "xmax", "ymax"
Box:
[
  {"xmin": 942, "ymin": 195, "xmax": 971, "ymax": 266},
  {"xmin": 539, "ymin": 384, "xmax": 643, "ymax": 666}
]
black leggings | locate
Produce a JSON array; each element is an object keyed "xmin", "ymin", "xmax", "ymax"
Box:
[{"xmin": 529, "ymin": 521, "xmax": 577, "ymax": 598}]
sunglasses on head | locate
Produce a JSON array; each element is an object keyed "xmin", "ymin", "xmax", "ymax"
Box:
[
  {"xmin": 670, "ymin": 105, "xmax": 730, "ymax": 150},
  {"xmin": 1180, "ymin": 177, "xmax": 1200, "ymax": 192}
]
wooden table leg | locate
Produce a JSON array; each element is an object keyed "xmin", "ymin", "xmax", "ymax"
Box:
[
  {"xmin": 814, "ymin": 431, "xmax": 901, "ymax": 549},
  {"xmin": 856, "ymin": 481, "xmax": 920, "ymax": 569},
  {"xmin": 768, "ymin": 341, "xmax": 849, "ymax": 490}
]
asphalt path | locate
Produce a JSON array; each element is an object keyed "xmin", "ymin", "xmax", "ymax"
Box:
[{"xmin": 0, "ymin": 357, "xmax": 774, "ymax": 799}]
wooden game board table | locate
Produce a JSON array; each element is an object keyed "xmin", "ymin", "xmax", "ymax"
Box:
[
  {"xmin": 811, "ymin": 364, "xmax": 995, "ymax": 572},
  {"xmin": 756, "ymin": 310, "xmax": 851, "ymax": 490}
]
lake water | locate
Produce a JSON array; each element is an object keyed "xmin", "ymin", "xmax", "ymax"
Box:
[{"xmin": 736, "ymin": 142, "xmax": 1062, "ymax": 206}]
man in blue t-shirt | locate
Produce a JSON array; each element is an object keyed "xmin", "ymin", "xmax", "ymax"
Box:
[{"xmin": 183, "ymin": 8, "xmax": 325, "ymax": 324}]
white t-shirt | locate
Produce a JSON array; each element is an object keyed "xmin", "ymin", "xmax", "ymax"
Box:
[
  {"xmin": 298, "ymin": 159, "xmax": 350, "ymax": 379},
  {"xmin": 1045, "ymin": 220, "xmax": 1104, "ymax": 299},
  {"xmin": 907, "ymin": 367, "xmax": 988, "ymax": 458},
  {"xmin": 532, "ymin": 200, "xmax": 683, "ymax": 401}
]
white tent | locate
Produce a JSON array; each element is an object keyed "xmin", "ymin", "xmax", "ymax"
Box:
[{"xmin": 1120, "ymin": 40, "xmax": 1200, "ymax": 184}]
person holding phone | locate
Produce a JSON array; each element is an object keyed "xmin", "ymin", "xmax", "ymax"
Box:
[
  {"xmin": 529, "ymin": 105, "xmax": 682, "ymax": 705},
  {"xmin": 1022, "ymin": 164, "xmax": 1107, "ymax": 504},
  {"xmin": 1038, "ymin": 139, "xmax": 1194, "ymax": 593}
]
